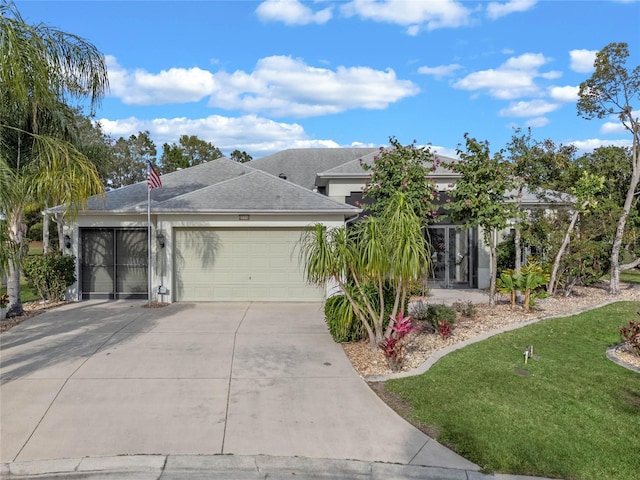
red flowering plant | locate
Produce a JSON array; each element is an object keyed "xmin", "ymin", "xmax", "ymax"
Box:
[{"xmin": 380, "ymin": 312, "xmax": 420, "ymax": 371}]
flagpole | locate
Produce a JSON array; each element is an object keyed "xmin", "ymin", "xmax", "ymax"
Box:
[
  {"xmin": 146, "ymin": 160, "xmax": 162, "ymax": 308},
  {"xmin": 147, "ymin": 181, "xmax": 151, "ymax": 308}
]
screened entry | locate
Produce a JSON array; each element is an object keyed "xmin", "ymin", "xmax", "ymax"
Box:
[
  {"xmin": 427, "ymin": 225, "xmax": 477, "ymax": 288},
  {"xmin": 80, "ymin": 228, "xmax": 148, "ymax": 299}
]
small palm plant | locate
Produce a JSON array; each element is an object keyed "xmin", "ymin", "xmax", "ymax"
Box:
[
  {"xmin": 520, "ymin": 263, "xmax": 549, "ymax": 312},
  {"xmin": 497, "ymin": 264, "xmax": 549, "ymax": 312},
  {"xmin": 497, "ymin": 269, "xmax": 520, "ymax": 309}
]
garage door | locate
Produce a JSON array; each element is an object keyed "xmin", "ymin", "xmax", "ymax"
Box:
[{"xmin": 173, "ymin": 228, "xmax": 323, "ymax": 301}]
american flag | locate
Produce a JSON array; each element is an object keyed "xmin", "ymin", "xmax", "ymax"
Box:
[{"xmin": 147, "ymin": 160, "xmax": 162, "ymax": 190}]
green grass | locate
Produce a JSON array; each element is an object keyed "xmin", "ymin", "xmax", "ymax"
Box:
[
  {"xmin": 620, "ymin": 269, "xmax": 640, "ymax": 284},
  {"xmin": 601, "ymin": 268, "xmax": 640, "ymax": 285},
  {"xmin": 1, "ymin": 244, "xmax": 41, "ymax": 303},
  {"xmin": 386, "ymin": 301, "xmax": 640, "ymax": 480},
  {"xmin": 0, "ymin": 278, "xmax": 38, "ymax": 304}
]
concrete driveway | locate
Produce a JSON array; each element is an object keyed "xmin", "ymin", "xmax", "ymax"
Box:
[{"xmin": 0, "ymin": 301, "xmax": 476, "ymax": 470}]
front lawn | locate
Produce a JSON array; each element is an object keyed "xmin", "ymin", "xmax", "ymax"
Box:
[
  {"xmin": 385, "ymin": 301, "xmax": 640, "ymax": 480},
  {"xmin": 620, "ymin": 269, "xmax": 640, "ymax": 284}
]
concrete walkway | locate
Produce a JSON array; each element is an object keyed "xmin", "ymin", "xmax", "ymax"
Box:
[{"xmin": 1, "ymin": 297, "xmax": 555, "ymax": 479}]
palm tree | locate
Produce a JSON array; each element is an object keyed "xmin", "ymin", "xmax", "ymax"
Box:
[
  {"xmin": 0, "ymin": 1, "xmax": 108, "ymax": 316},
  {"xmin": 299, "ymin": 191, "xmax": 429, "ymax": 349}
]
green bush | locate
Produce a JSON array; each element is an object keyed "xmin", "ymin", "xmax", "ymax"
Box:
[
  {"xmin": 23, "ymin": 252, "xmax": 76, "ymax": 302},
  {"xmin": 324, "ymin": 293, "xmax": 365, "ymax": 343},
  {"xmin": 452, "ymin": 299, "xmax": 477, "ymax": 317},
  {"xmin": 410, "ymin": 301, "xmax": 456, "ymax": 333},
  {"xmin": 29, "ymin": 222, "xmax": 43, "ymax": 242},
  {"xmin": 324, "ymin": 281, "xmax": 405, "ymax": 343}
]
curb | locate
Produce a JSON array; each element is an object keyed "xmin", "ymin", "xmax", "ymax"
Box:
[
  {"xmin": 606, "ymin": 343, "xmax": 640, "ymax": 374},
  {"xmin": 1, "ymin": 454, "xmax": 559, "ymax": 480}
]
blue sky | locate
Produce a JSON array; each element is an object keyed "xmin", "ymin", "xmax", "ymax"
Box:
[{"xmin": 15, "ymin": 0, "xmax": 640, "ymax": 159}]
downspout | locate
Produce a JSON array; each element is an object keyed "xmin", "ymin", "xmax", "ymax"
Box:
[{"xmin": 344, "ymin": 213, "xmax": 360, "ymax": 228}]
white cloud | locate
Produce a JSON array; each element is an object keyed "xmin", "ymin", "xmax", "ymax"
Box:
[
  {"xmin": 432, "ymin": 146, "xmax": 460, "ymax": 158},
  {"xmin": 498, "ymin": 100, "xmax": 560, "ymax": 117},
  {"xmin": 453, "ymin": 53, "xmax": 555, "ymax": 99},
  {"xmin": 454, "ymin": 69, "xmax": 539, "ymax": 99},
  {"xmin": 255, "ymin": 0, "xmax": 332, "ymax": 25},
  {"xmin": 209, "ymin": 55, "xmax": 420, "ymax": 117},
  {"xmin": 601, "ymin": 110, "xmax": 639, "ymax": 134},
  {"xmin": 548, "ymin": 85, "xmax": 579, "ymax": 102},
  {"xmin": 601, "ymin": 121, "xmax": 625, "ymax": 134},
  {"xmin": 524, "ymin": 116, "xmax": 549, "ymax": 128},
  {"xmin": 341, "ymin": 0, "xmax": 472, "ymax": 33},
  {"xmin": 539, "ymin": 71, "xmax": 562, "ymax": 80},
  {"xmin": 569, "ymin": 49, "xmax": 597, "ymax": 73},
  {"xmin": 501, "ymin": 52, "xmax": 549, "ymax": 71},
  {"xmin": 106, "ymin": 56, "xmax": 216, "ymax": 106},
  {"xmin": 417, "ymin": 64, "xmax": 462, "ymax": 78},
  {"xmin": 97, "ymin": 115, "xmax": 381, "ymax": 157},
  {"xmin": 486, "ymin": 0, "xmax": 537, "ymax": 20},
  {"xmin": 106, "ymin": 55, "xmax": 419, "ymax": 118},
  {"xmin": 571, "ymin": 137, "xmax": 632, "ymax": 152}
]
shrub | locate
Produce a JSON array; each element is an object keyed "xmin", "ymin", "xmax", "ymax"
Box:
[
  {"xmin": 410, "ymin": 301, "xmax": 456, "ymax": 333},
  {"xmin": 23, "ymin": 252, "xmax": 76, "ymax": 302},
  {"xmin": 410, "ymin": 300, "xmax": 435, "ymax": 332},
  {"xmin": 452, "ymin": 299, "xmax": 476, "ymax": 318},
  {"xmin": 324, "ymin": 281, "xmax": 407, "ymax": 343},
  {"xmin": 29, "ymin": 222, "xmax": 43, "ymax": 242},
  {"xmin": 619, "ymin": 314, "xmax": 640, "ymax": 356},
  {"xmin": 324, "ymin": 294, "xmax": 365, "ymax": 343}
]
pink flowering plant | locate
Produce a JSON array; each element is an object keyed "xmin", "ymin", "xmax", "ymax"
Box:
[{"xmin": 380, "ymin": 312, "xmax": 420, "ymax": 371}]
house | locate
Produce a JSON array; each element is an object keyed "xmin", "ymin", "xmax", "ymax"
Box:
[{"xmin": 59, "ymin": 148, "xmax": 566, "ymax": 303}]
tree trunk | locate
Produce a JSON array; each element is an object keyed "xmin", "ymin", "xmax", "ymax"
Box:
[
  {"xmin": 55, "ymin": 214, "xmax": 65, "ymax": 252},
  {"xmin": 514, "ymin": 225, "xmax": 523, "ymax": 304},
  {"xmin": 609, "ymin": 163, "xmax": 640, "ymax": 295},
  {"xmin": 43, "ymin": 211, "xmax": 50, "ymax": 254},
  {"xmin": 488, "ymin": 229, "xmax": 497, "ymax": 307},
  {"xmin": 548, "ymin": 204, "xmax": 585, "ymax": 295},
  {"xmin": 7, "ymin": 211, "xmax": 25, "ymax": 316},
  {"xmin": 6, "ymin": 258, "xmax": 23, "ymax": 317}
]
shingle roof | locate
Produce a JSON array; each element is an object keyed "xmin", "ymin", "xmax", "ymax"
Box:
[
  {"xmin": 250, "ymin": 148, "xmax": 378, "ymax": 190},
  {"xmin": 157, "ymin": 170, "xmax": 360, "ymax": 213},
  {"xmin": 79, "ymin": 158, "xmax": 253, "ymax": 212},
  {"xmin": 315, "ymin": 150, "xmax": 461, "ymax": 186},
  {"xmin": 508, "ymin": 187, "xmax": 574, "ymax": 206},
  {"xmin": 66, "ymin": 157, "xmax": 359, "ymax": 215}
]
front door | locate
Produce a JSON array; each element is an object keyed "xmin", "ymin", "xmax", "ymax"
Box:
[
  {"xmin": 80, "ymin": 228, "xmax": 148, "ymax": 299},
  {"xmin": 428, "ymin": 226, "xmax": 476, "ymax": 288}
]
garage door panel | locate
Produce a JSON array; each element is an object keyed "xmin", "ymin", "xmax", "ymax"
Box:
[{"xmin": 174, "ymin": 228, "xmax": 322, "ymax": 302}]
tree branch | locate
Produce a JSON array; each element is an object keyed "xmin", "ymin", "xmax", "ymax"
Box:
[{"xmin": 620, "ymin": 257, "xmax": 640, "ymax": 271}]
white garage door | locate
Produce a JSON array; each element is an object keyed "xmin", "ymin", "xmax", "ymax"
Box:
[{"xmin": 173, "ymin": 228, "xmax": 323, "ymax": 302}]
